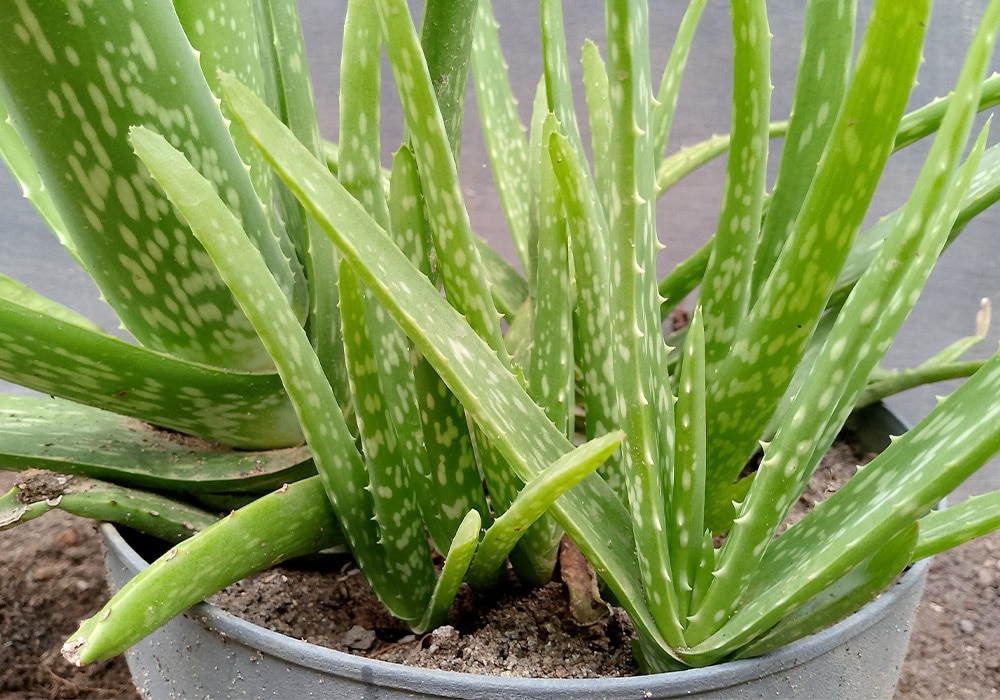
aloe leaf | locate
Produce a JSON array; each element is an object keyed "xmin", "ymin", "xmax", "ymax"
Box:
[
  {"xmin": 733, "ymin": 523, "xmax": 918, "ymax": 660},
  {"xmin": 0, "ymin": 1, "xmax": 293, "ymax": 369},
  {"xmin": 131, "ymin": 125, "xmax": 428, "ymax": 624},
  {"xmin": 475, "ymin": 424, "xmax": 564, "ymax": 587},
  {"xmin": 339, "ymin": 262, "xmax": 435, "ymax": 604},
  {"xmin": 377, "ymin": 0, "xmax": 565, "ymax": 585},
  {"xmin": 656, "ymin": 72, "xmax": 1000, "ymax": 200},
  {"xmin": 656, "ymin": 122, "xmax": 789, "ymax": 196},
  {"xmin": 686, "ymin": 348, "xmax": 1000, "ymax": 663},
  {"xmin": 0, "ymin": 395, "xmax": 311, "ymax": 492},
  {"xmin": 693, "ymin": 62, "xmax": 994, "ymax": 643},
  {"xmin": 548, "ymin": 130, "xmax": 621, "ymax": 490},
  {"xmin": 173, "ymin": 0, "xmax": 295, "ymax": 268},
  {"xmin": 0, "ymin": 300, "xmax": 301, "ymax": 449},
  {"xmin": 420, "ymin": 0, "xmax": 479, "ymax": 160},
  {"xmin": 832, "ymin": 142, "xmax": 1000, "ymax": 310},
  {"xmin": 220, "ymin": 74, "xmax": 674, "ymax": 663},
  {"xmin": 462, "ymin": 103, "xmax": 561, "ymax": 585},
  {"xmin": 338, "ymin": 0, "xmax": 428, "ymax": 505},
  {"xmin": 541, "ymin": 0, "xmax": 587, "ymax": 169},
  {"xmin": 471, "ymin": 0, "xmax": 532, "ymax": 272},
  {"xmin": 467, "ymin": 432, "xmax": 624, "ymax": 588},
  {"xmin": 478, "ymin": 244, "xmax": 530, "ymax": 321},
  {"xmin": 792, "ymin": 62, "xmax": 996, "ymax": 508},
  {"xmin": 651, "ymin": 0, "xmax": 707, "ymax": 160},
  {"xmin": 658, "ymin": 239, "xmax": 712, "ymax": 318},
  {"xmin": 670, "ymin": 307, "xmax": 708, "ymax": 620},
  {"xmin": 605, "ymin": 0, "xmax": 682, "ymax": 647},
  {"xmin": 0, "ymin": 273, "xmax": 99, "ymax": 330},
  {"xmin": 413, "ymin": 510, "xmax": 481, "ymax": 634},
  {"xmin": 389, "ymin": 145, "xmax": 492, "ymax": 552},
  {"xmin": 751, "ymin": 0, "xmax": 856, "ymax": 298},
  {"xmin": 375, "ymin": 0, "xmax": 509, "ymax": 368},
  {"xmin": 709, "ymin": 34, "xmax": 1000, "ymax": 637},
  {"xmin": 581, "ymin": 40, "xmax": 612, "ymax": 219},
  {"xmin": 914, "ymin": 489, "xmax": 1000, "ymax": 561},
  {"xmin": 540, "ymin": 0, "xmax": 609, "ymax": 256},
  {"xmin": 0, "ymin": 470, "xmax": 218, "ymax": 543},
  {"xmin": 704, "ymin": 0, "xmax": 931, "ymax": 499},
  {"xmin": 698, "ymin": 0, "xmax": 770, "ymax": 367},
  {"xmin": 63, "ymin": 476, "xmax": 343, "ymax": 665},
  {"xmin": 895, "ymin": 72, "xmax": 1000, "ymax": 150},
  {"xmin": 523, "ymin": 79, "xmax": 550, "ymax": 295},
  {"xmin": 530, "ymin": 114, "xmax": 574, "ymax": 436},
  {"xmin": 0, "ymin": 97, "xmax": 73, "ymax": 256},
  {"xmin": 858, "ymin": 299, "xmax": 991, "ymax": 407},
  {"xmin": 264, "ymin": 0, "xmax": 348, "ymax": 402}
]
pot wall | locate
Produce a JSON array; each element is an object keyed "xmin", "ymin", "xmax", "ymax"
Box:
[{"xmin": 102, "ymin": 523, "xmax": 927, "ymax": 700}]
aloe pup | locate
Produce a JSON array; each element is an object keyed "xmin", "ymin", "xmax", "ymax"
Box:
[{"xmin": 1, "ymin": 0, "xmax": 1000, "ymax": 675}]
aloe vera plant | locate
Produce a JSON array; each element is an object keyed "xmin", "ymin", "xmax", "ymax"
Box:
[{"xmin": 3, "ymin": 0, "xmax": 1000, "ymax": 675}]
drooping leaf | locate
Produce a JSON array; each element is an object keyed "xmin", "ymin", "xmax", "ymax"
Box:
[
  {"xmin": 0, "ymin": 395, "xmax": 311, "ymax": 492},
  {"xmin": 64, "ymin": 476, "xmax": 343, "ymax": 665},
  {"xmin": 0, "ymin": 469, "xmax": 219, "ymax": 543},
  {"xmin": 0, "ymin": 301, "xmax": 302, "ymax": 449}
]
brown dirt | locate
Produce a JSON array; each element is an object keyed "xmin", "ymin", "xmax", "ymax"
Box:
[
  {"xmin": 2, "ymin": 455, "xmax": 999, "ymax": 697},
  {"xmin": 0, "ymin": 472, "xmax": 136, "ymax": 699}
]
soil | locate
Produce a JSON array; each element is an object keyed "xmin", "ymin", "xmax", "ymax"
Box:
[{"xmin": 2, "ymin": 448, "xmax": 1000, "ymax": 698}]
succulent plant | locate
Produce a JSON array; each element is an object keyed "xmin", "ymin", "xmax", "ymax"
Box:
[{"xmin": 1, "ymin": 0, "xmax": 1000, "ymax": 672}]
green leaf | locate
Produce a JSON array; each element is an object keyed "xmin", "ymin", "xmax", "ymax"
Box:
[
  {"xmin": 670, "ymin": 307, "xmax": 709, "ymax": 620},
  {"xmin": 130, "ymin": 124, "xmax": 429, "ymax": 624},
  {"xmin": 548, "ymin": 130, "xmax": 622, "ymax": 490},
  {"xmin": 734, "ymin": 523, "xmax": 918, "ymax": 659},
  {"xmin": 0, "ymin": 97, "xmax": 74, "ymax": 257},
  {"xmin": 471, "ymin": 0, "xmax": 532, "ymax": 271},
  {"xmin": 0, "ymin": 300, "xmax": 302, "ymax": 449},
  {"xmin": 413, "ymin": 509, "xmax": 481, "ymax": 633},
  {"xmin": 264, "ymin": 0, "xmax": 348, "ymax": 402},
  {"xmin": 338, "ymin": 1, "xmax": 438, "ymax": 589},
  {"xmin": 419, "ymin": 0, "xmax": 479, "ymax": 160},
  {"xmin": 651, "ymin": 0, "xmax": 707, "ymax": 159},
  {"xmin": 389, "ymin": 145, "xmax": 492, "ymax": 552},
  {"xmin": 581, "ymin": 40, "xmax": 612, "ymax": 220},
  {"xmin": 605, "ymin": 0, "xmax": 682, "ymax": 647},
  {"xmin": 63, "ymin": 476, "xmax": 344, "ymax": 665},
  {"xmin": 704, "ymin": 0, "xmax": 932, "ymax": 505},
  {"xmin": 0, "ymin": 470, "xmax": 219, "ymax": 543},
  {"xmin": 0, "ymin": 274, "xmax": 99, "ymax": 330},
  {"xmin": 174, "ymin": 0, "xmax": 299, "ymax": 283},
  {"xmin": 530, "ymin": 114, "xmax": 574, "ymax": 436},
  {"xmin": 700, "ymin": 349, "xmax": 1000, "ymax": 661},
  {"xmin": 0, "ymin": 1, "xmax": 295, "ymax": 368},
  {"xmin": 914, "ymin": 489, "xmax": 1000, "ymax": 561},
  {"xmin": 467, "ymin": 432, "xmax": 624, "ymax": 588},
  {"xmin": 751, "ymin": 0, "xmax": 856, "ymax": 298},
  {"xmin": 0, "ymin": 395, "xmax": 311, "ymax": 492},
  {"xmin": 375, "ymin": 0, "xmax": 510, "ymax": 368},
  {"xmin": 692, "ymin": 93, "xmax": 993, "ymax": 646},
  {"xmin": 698, "ymin": 0, "xmax": 770, "ymax": 367},
  {"xmin": 220, "ymin": 72, "xmax": 675, "ymax": 663},
  {"xmin": 339, "ymin": 262, "xmax": 435, "ymax": 604},
  {"xmin": 655, "ymin": 122, "xmax": 788, "ymax": 196}
]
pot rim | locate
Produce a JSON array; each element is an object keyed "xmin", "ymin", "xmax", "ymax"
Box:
[{"xmin": 101, "ymin": 522, "xmax": 928, "ymax": 697}]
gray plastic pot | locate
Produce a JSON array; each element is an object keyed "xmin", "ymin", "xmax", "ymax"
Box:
[{"xmin": 102, "ymin": 405, "xmax": 928, "ymax": 699}]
